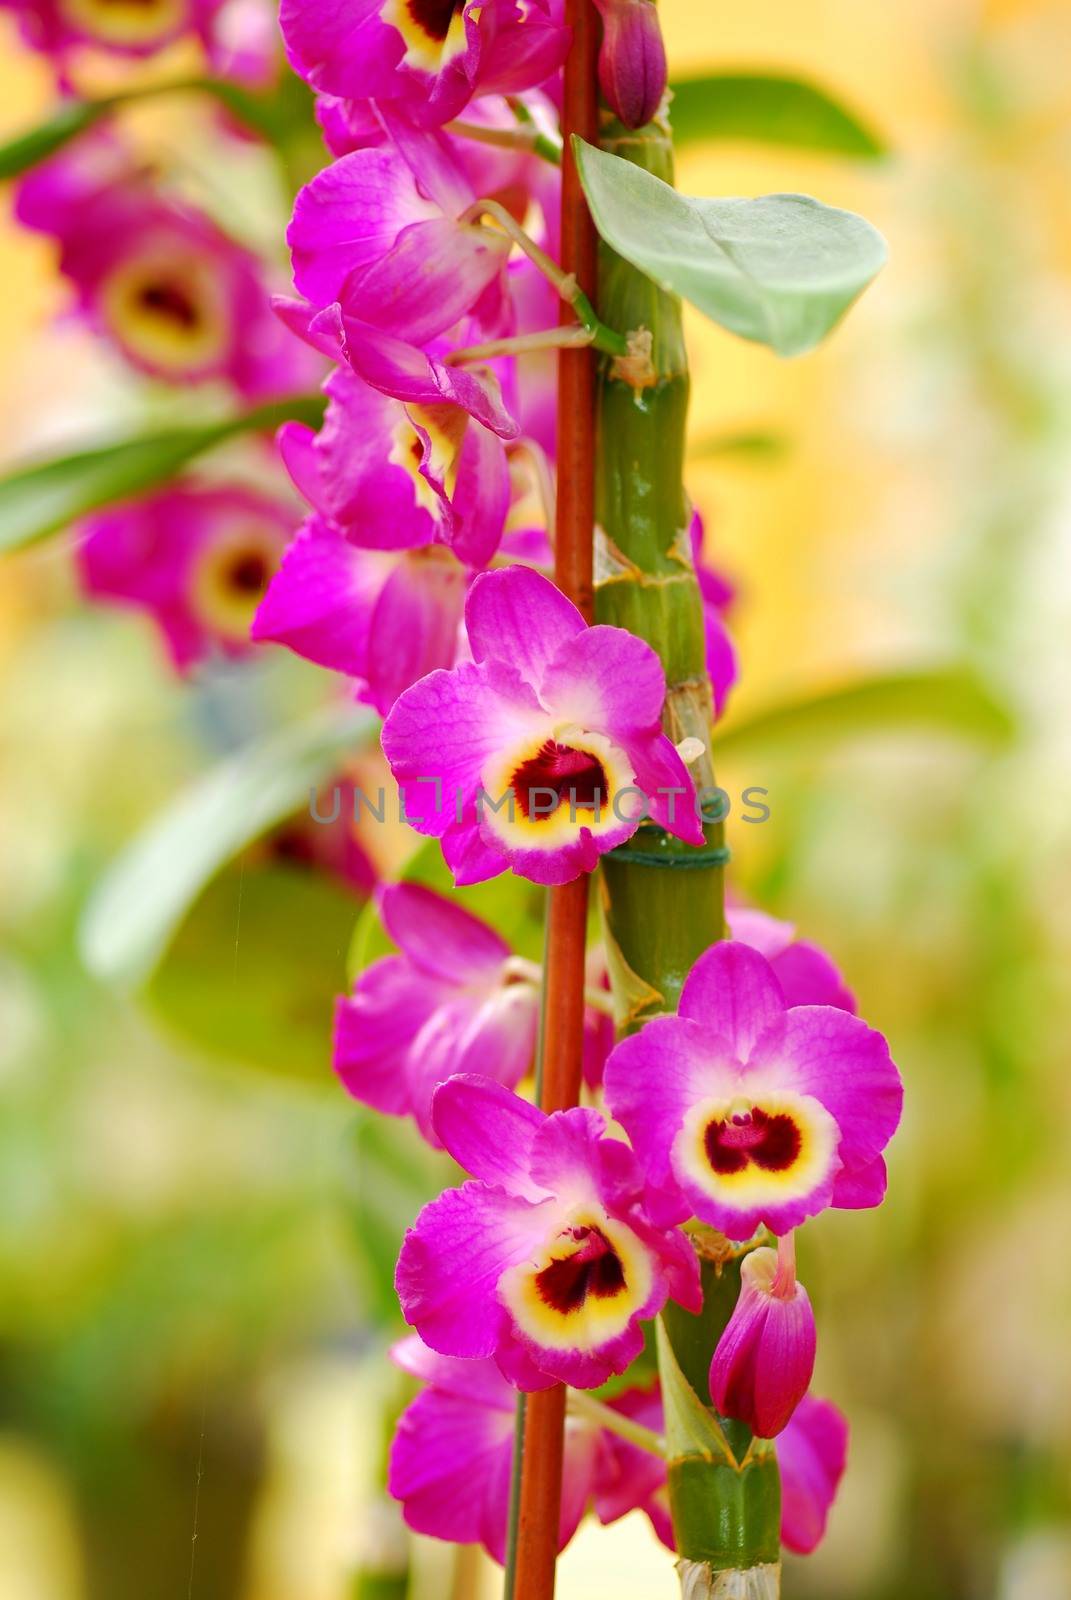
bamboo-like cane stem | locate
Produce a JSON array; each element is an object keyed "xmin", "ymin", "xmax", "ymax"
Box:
[
  {"xmin": 592, "ymin": 113, "xmax": 782, "ymax": 1592},
  {"xmin": 511, "ymin": 5, "xmax": 599, "ymax": 1599}
]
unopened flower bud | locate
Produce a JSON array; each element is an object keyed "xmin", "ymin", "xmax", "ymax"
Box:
[
  {"xmin": 593, "ymin": 0, "xmax": 667, "ymax": 131},
  {"xmin": 709, "ymin": 1235, "xmax": 816, "ymax": 1438}
]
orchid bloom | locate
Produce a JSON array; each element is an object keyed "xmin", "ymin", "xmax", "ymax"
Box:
[
  {"xmin": 289, "ymin": 115, "xmax": 518, "ymax": 345},
  {"xmin": 396, "ymin": 1075, "xmax": 701, "ymax": 1388},
  {"xmin": 78, "ymin": 484, "xmax": 293, "ymax": 672},
  {"xmin": 389, "ymin": 1331, "xmax": 849, "ymax": 1563},
  {"xmin": 603, "ymin": 942, "xmax": 902, "ymax": 1238},
  {"xmin": 727, "ymin": 904, "xmax": 857, "ymax": 1013},
  {"xmin": 709, "ymin": 1234, "xmax": 816, "ymax": 1438},
  {"xmin": 381, "ymin": 565, "xmax": 706, "ymax": 887},
  {"xmin": 334, "ymin": 883, "xmax": 541, "ymax": 1142},
  {"xmin": 16, "ymin": 139, "xmax": 308, "ymax": 396},
  {"xmin": 280, "ymin": 0, "xmax": 568, "ymax": 129},
  {"xmin": 0, "ymin": 0, "xmax": 222, "ymax": 60},
  {"xmin": 270, "ymin": 327, "xmax": 517, "ymax": 565},
  {"xmin": 252, "ymin": 517, "xmax": 468, "ymax": 715},
  {"xmin": 388, "ymin": 1336, "xmax": 669, "ymax": 1561}
]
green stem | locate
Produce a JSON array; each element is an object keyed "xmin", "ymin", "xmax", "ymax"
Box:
[
  {"xmin": 591, "ymin": 114, "xmax": 781, "ymax": 1593},
  {"xmin": 565, "ymin": 1390, "xmax": 665, "ymax": 1458}
]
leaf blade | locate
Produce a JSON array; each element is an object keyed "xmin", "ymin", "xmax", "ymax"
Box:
[
  {"xmin": 0, "ymin": 395, "xmax": 325, "ymax": 555},
  {"xmin": 574, "ymin": 139, "xmax": 887, "ymax": 357},
  {"xmin": 669, "ymin": 71, "xmax": 886, "ymax": 158},
  {"xmin": 80, "ymin": 703, "xmax": 375, "ymax": 985},
  {"xmin": 714, "ymin": 667, "xmax": 1016, "ymax": 759},
  {"xmin": 0, "ymin": 99, "xmax": 110, "ymax": 181}
]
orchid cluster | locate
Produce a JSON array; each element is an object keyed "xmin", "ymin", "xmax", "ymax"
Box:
[{"xmin": 5, "ymin": 0, "xmax": 898, "ymax": 1584}]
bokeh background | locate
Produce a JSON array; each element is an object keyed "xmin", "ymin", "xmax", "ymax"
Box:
[{"xmin": 3, "ymin": 0, "xmax": 1071, "ymax": 1596}]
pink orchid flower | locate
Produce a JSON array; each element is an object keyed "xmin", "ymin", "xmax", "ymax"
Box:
[
  {"xmin": 388, "ymin": 1331, "xmax": 848, "ymax": 1562},
  {"xmin": 388, "ymin": 1335, "xmax": 668, "ymax": 1561},
  {"xmin": 280, "ymin": 0, "xmax": 568, "ymax": 129},
  {"xmin": 251, "ymin": 515, "xmax": 468, "ymax": 716},
  {"xmin": 0, "ymin": 0, "xmax": 222, "ymax": 61},
  {"xmin": 777, "ymin": 1394, "xmax": 849, "ymax": 1555},
  {"xmin": 396, "ymin": 1075, "xmax": 701, "ymax": 1389},
  {"xmin": 726, "ymin": 904, "xmax": 856, "ymax": 1013},
  {"xmin": 381, "ymin": 565, "xmax": 706, "ymax": 887},
  {"xmin": 603, "ymin": 942, "xmax": 902, "ymax": 1239},
  {"xmin": 289, "ymin": 114, "xmax": 518, "ymax": 346},
  {"xmin": 78, "ymin": 483, "xmax": 294, "ymax": 672},
  {"xmin": 17, "ymin": 138, "xmax": 309, "ymax": 396},
  {"xmin": 334, "ymin": 883, "xmax": 541, "ymax": 1143},
  {"xmin": 270, "ymin": 326, "xmax": 517, "ymax": 566}
]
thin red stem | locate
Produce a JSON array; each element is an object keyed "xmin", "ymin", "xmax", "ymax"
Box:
[{"xmin": 512, "ymin": 5, "xmax": 599, "ymax": 1599}]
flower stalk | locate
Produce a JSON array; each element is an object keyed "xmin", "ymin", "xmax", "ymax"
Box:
[{"xmin": 511, "ymin": 2, "xmax": 600, "ymax": 1596}]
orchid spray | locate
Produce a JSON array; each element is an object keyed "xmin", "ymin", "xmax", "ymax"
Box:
[{"xmin": 1, "ymin": 0, "xmax": 898, "ymax": 1594}]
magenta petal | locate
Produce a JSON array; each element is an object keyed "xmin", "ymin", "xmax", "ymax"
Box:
[
  {"xmin": 602, "ymin": 1015, "xmax": 714, "ymax": 1204},
  {"xmin": 678, "ymin": 943, "xmax": 787, "ymax": 1061},
  {"xmin": 389, "ymin": 1383, "xmax": 515, "ymax": 1557},
  {"xmin": 627, "ymin": 736, "xmax": 706, "ymax": 847},
  {"xmin": 593, "ymin": 1386, "xmax": 667, "ymax": 1528},
  {"xmin": 778, "ymin": 1395, "xmax": 849, "ymax": 1554},
  {"xmin": 539, "ymin": 625, "xmax": 667, "ymax": 735},
  {"xmin": 558, "ymin": 1420, "xmax": 601, "ymax": 1552},
  {"xmin": 397, "ymin": 1180, "xmax": 553, "ymax": 1358},
  {"xmin": 406, "ymin": 1000, "xmax": 490, "ymax": 1144},
  {"xmin": 343, "ymin": 321, "xmax": 518, "ymax": 438},
  {"xmin": 772, "ymin": 941, "xmax": 856, "ymax": 1013},
  {"xmin": 465, "ymin": 565, "xmax": 585, "ymax": 681},
  {"xmin": 288, "ymin": 147, "xmax": 434, "ymax": 307},
  {"xmin": 340, "ymin": 217, "xmax": 510, "ymax": 344},
  {"xmin": 527, "ymin": 1105, "xmax": 608, "ymax": 1199},
  {"xmin": 442, "ymin": 820, "xmax": 512, "ymax": 886},
  {"xmin": 379, "ymin": 882, "xmax": 508, "ymax": 982},
  {"xmin": 390, "ymin": 1336, "xmax": 513, "ymax": 1408},
  {"xmin": 431, "ymin": 1075, "xmax": 547, "ymax": 1201},
  {"xmin": 449, "ymin": 421, "xmax": 510, "ymax": 567},
  {"xmin": 830, "ymin": 1154, "xmax": 887, "ymax": 1209},
  {"xmin": 280, "ymin": 0, "xmax": 401, "ymax": 99},
  {"xmin": 333, "ymin": 956, "xmax": 446, "ymax": 1116},
  {"xmin": 382, "ymin": 658, "xmax": 542, "ymax": 837},
  {"xmin": 726, "ymin": 906, "xmax": 795, "ymax": 959},
  {"xmin": 766, "ymin": 1007, "xmax": 903, "ymax": 1176},
  {"xmin": 364, "ymin": 555, "xmax": 466, "ymax": 715},
  {"xmin": 379, "ymin": 109, "xmax": 476, "ymax": 217},
  {"xmin": 451, "ymin": 986, "xmax": 540, "ymax": 1090},
  {"xmin": 251, "ymin": 515, "xmax": 384, "ymax": 676}
]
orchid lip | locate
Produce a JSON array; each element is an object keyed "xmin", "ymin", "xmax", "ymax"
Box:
[
  {"xmin": 510, "ymin": 738, "xmax": 610, "ymax": 819},
  {"xmin": 500, "ymin": 1206, "xmax": 654, "ymax": 1354}
]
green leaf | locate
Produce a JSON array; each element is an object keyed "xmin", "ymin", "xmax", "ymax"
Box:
[
  {"xmin": 669, "ymin": 71, "xmax": 886, "ymax": 158},
  {"xmin": 0, "ymin": 99, "xmax": 110, "ymax": 181},
  {"xmin": 0, "ymin": 394, "xmax": 326, "ymax": 555},
  {"xmin": 574, "ymin": 138, "xmax": 887, "ymax": 357},
  {"xmin": 714, "ymin": 667, "xmax": 1016, "ymax": 759},
  {"xmin": 145, "ymin": 860, "xmax": 357, "ymax": 1081},
  {"xmin": 0, "ymin": 76, "xmax": 320, "ymax": 184},
  {"xmin": 80, "ymin": 703, "xmax": 375, "ymax": 986},
  {"xmin": 655, "ymin": 1318, "xmax": 735, "ymax": 1467},
  {"xmin": 688, "ymin": 427, "xmax": 790, "ymax": 462}
]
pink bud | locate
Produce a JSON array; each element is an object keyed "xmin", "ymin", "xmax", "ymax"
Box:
[
  {"xmin": 592, "ymin": 0, "xmax": 667, "ymax": 131},
  {"xmin": 709, "ymin": 1235, "xmax": 816, "ymax": 1439}
]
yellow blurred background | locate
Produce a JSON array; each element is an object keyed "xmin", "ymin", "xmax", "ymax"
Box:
[{"xmin": 3, "ymin": 1, "xmax": 1071, "ymax": 1596}]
